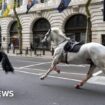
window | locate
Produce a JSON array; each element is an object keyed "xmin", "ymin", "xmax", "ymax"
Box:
[
  {"xmin": 65, "ymin": 14, "xmax": 87, "ymax": 42},
  {"xmin": 32, "ymin": 18, "xmax": 51, "ymax": 50},
  {"xmin": 10, "ymin": 21, "xmax": 19, "ymax": 48},
  {"xmin": 102, "ymin": 35, "xmax": 105, "ymax": 46}
]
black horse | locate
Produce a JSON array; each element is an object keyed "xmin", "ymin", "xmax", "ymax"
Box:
[{"xmin": 0, "ymin": 51, "xmax": 14, "ymax": 73}]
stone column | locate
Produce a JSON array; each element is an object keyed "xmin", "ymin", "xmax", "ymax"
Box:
[{"xmin": 1, "ymin": 18, "xmax": 13, "ymax": 49}]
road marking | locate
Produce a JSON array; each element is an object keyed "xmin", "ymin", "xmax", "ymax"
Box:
[
  {"xmin": 0, "ymin": 67, "xmax": 102, "ymax": 77},
  {"xmin": 0, "ymin": 67, "xmax": 104, "ymax": 86},
  {"xmin": 61, "ymin": 71, "xmax": 85, "ymax": 76},
  {"xmin": 0, "ymin": 66, "xmax": 103, "ymax": 77},
  {"xmin": 15, "ymin": 60, "xmax": 40, "ymax": 63},
  {"xmin": 18, "ymin": 62, "xmax": 51, "ymax": 69},
  {"xmin": 19, "ymin": 63, "xmax": 87, "ymax": 69},
  {"xmin": 48, "ymin": 75, "xmax": 81, "ymax": 82},
  {"xmin": 16, "ymin": 69, "xmax": 105, "ymax": 86},
  {"xmin": 22, "ymin": 67, "xmax": 86, "ymax": 76},
  {"xmin": 12, "ymin": 58, "xmax": 87, "ymax": 68},
  {"xmin": 93, "ymin": 70, "xmax": 103, "ymax": 76},
  {"xmin": 15, "ymin": 70, "xmax": 41, "ymax": 76},
  {"xmin": 88, "ymin": 76, "xmax": 105, "ymax": 85},
  {"xmin": 15, "ymin": 70, "xmax": 81, "ymax": 82},
  {"xmin": 58, "ymin": 64, "xmax": 87, "ymax": 67}
]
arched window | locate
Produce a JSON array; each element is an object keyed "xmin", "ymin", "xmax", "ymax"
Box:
[
  {"xmin": 10, "ymin": 21, "xmax": 19, "ymax": 48},
  {"xmin": 32, "ymin": 18, "xmax": 50, "ymax": 50},
  {"xmin": 65, "ymin": 14, "xmax": 87, "ymax": 42}
]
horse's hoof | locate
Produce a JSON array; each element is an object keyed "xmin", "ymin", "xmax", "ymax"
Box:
[
  {"xmin": 57, "ymin": 70, "xmax": 60, "ymax": 74},
  {"xmin": 75, "ymin": 84, "xmax": 81, "ymax": 89},
  {"xmin": 40, "ymin": 76, "xmax": 45, "ymax": 80}
]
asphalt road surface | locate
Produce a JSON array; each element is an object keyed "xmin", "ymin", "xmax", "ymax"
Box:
[{"xmin": 0, "ymin": 55, "xmax": 105, "ymax": 105}]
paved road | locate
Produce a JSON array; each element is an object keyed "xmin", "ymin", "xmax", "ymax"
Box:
[{"xmin": 0, "ymin": 55, "xmax": 105, "ymax": 105}]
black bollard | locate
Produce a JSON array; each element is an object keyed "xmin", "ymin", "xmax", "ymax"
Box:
[
  {"xmin": 34, "ymin": 48, "xmax": 37, "ymax": 55},
  {"xmin": 42, "ymin": 48, "xmax": 45, "ymax": 55},
  {"xmin": 7, "ymin": 47, "xmax": 9, "ymax": 53},
  {"xmin": 25, "ymin": 47, "xmax": 28, "ymax": 55},
  {"xmin": 13, "ymin": 47, "xmax": 15, "ymax": 54},
  {"xmin": 51, "ymin": 48, "xmax": 54, "ymax": 56},
  {"xmin": 30, "ymin": 48, "xmax": 32, "ymax": 56}
]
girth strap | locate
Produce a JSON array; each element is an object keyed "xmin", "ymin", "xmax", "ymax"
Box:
[{"xmin": 65, "ymin": 53, "xmax": 68, "ymax": 64}]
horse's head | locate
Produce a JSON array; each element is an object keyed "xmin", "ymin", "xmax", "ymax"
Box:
[
  {"xmin": 41, "ymin": 27, "xmax": 71, "ymax": 47},
  {"xmin": 41, "ymin": 28, "xmax": 51, "ymax": 44}
]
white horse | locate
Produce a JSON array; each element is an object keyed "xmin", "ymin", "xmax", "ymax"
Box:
[{"xmin": 40, "ymin": 27, "xmax": 105, "ymax": 89}]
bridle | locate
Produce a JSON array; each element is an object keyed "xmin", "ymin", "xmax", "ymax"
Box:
[{"xmin": 45, "ymin": 28, "xmax": 68, "ymax": 45}]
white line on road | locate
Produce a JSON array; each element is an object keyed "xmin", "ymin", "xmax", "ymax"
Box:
[
  {"xmin": 15, "ymin": 70, "xmax": 41, "ymax": 76},
  {"xmin": 13, "ymin": 59, "xmax": 88, "ymax": 68},
  {"xmin": 15, "ymin": 60, "xmax": 41, "ymax": 63},
  {"xmin": 15, "ymin": 69, "xmax": 105, "ymax": 86},
  {"xmin": 22, "ymin": 67, "xmax": 86, "ymax": 76},
  {"xmin": 47, "ymin": 75, "xmax": 81, "ymax": 82},
  {"xmin": 58, "ymin": 64, "xmax": 87, "ymax": 67},
  {"xmin": 93, "ymin": 70, "xmax": 103, "ymax": 76},
  {"xmin": 19, "ymin": 63, "xmax": 87, "ymax": 69},
  {"xmin": 0, "ymin": 66, "xmax": 102, "ymax": 77},
  {"xmin": 0, "ymin": 67, "xmax": 104, "ymax": 85},
  {"xmin": 15, "ymin": 70, "xmax": 101, "ymax": 82},
  {"xmin": 18, "ymin": 62, "xmax": 51, "ymax": 69},
  {"xmin": 15, "ymin": 70, "xmax": 81, "ymax": 82}
]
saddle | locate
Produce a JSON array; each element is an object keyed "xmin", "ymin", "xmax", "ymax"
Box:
[{"xmin": 64, "ymin": 41, "xmax": 84, "ymax": 53}]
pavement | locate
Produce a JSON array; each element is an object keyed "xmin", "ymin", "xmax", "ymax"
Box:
[{"xmin": 4, "ymin": 49, "xmax": 53, "ymax": 59}]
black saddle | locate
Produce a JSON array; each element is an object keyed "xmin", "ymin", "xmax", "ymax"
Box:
[{"xmin": 64, "ymin": 41, "xmax": 84, "ymax": 53}]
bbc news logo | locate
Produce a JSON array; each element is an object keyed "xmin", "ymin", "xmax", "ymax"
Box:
[{"xmin": 0, "ymin": 91, "xmax": 14, "ymax": 98}]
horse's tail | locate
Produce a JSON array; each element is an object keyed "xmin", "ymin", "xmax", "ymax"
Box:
[{"xmin": 0, "ymin": 51, "xmax": 14, "ymax": 73}]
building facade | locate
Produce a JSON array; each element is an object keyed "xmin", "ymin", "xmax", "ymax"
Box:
[{"xmin": 0, "ymin": 0, "xmax": 105, "ymax": 50}]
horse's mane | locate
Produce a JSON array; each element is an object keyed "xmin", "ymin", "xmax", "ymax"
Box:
[{"xmin": 51, "ymin": 27, "xmax": 70, "ymax": 40}]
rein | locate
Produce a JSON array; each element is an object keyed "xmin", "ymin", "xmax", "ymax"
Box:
[{"xmin": 57, "ymin": 39, "xmax": 67, "ymax": 46}]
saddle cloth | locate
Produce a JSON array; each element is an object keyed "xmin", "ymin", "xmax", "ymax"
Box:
[{"xmin": 64, "ymin": 41, "xmax": 84, "ymax": 53}]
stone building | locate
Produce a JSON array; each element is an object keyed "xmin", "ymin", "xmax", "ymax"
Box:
[{"xmin": 0, "ymin": 0, "xmax": 105, "ymax": 50}]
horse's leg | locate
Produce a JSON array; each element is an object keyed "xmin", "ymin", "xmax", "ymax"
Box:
[
  {"xmin": 75, "ymin": 64, "xmax": 96, "ymax": 89},
  {"xmin": 40, "ymin": 65, "xmax": 56, "ymax": 80},
  {"xmin": 40, "ymin": 55, "xmax": 60, "ymax": 80}
]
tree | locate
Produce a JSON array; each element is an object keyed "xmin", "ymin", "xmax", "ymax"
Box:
[
  {"xmin": 85, "ymin": 0, "xmax": 92, "ymax": 43},
  {"xmin": 0, "ymin": 0, "xmax": 2, "ymax": 10},
  {"xmin": 13, "ymin": 0, "xmax": 23, "ymax": 54},
  {"xmin": 0, "ymin": 0, "xmax": 2, "ymax": 4}
]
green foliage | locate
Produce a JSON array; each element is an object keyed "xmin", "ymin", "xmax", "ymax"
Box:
[
  {"xmin": 0, "ymin": 0, "xmax": 2, "ymax": 4},
  {"xmin": 0, "ymin": 0, "xmax": 2, "ymax": 10},
  {"xmin": 85, "ymin": 0, "xmax": 91, "ymax": 17}
]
